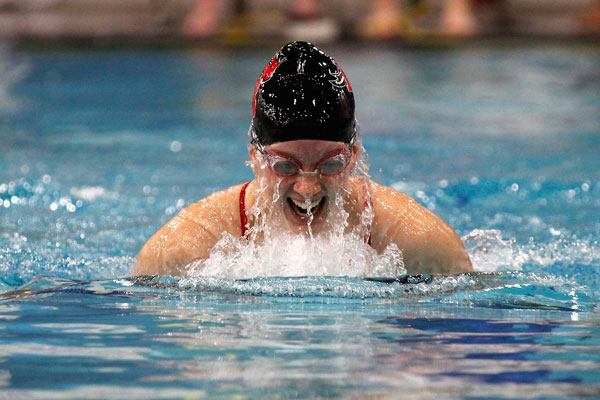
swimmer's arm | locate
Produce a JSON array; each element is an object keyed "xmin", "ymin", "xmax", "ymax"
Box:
[
  {"xmin": 400, "ymin": 223, "xmax": 473, "ymax": 274},
  {"xmin": 133, "ymin": 207, "xmax": 221, "ymax": 276},
  {"xmin": 370, "ymin": 182, "xmax": 472, "ymax": 274},
  {"xmin": 133, "ymin": 186, "xmax": 242, "ymax": 276}
]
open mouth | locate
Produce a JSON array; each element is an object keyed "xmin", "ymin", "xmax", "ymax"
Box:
[{"xmin": 288, "ymin": 197, "xmax": 325, "ymax": 219}]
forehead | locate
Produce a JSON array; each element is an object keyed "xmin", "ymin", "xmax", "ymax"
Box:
[{"xmin": 265, "ymin": 140, "xmax": 346, "ymax": 160}]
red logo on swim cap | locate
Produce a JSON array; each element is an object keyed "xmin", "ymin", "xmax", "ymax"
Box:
[
  {"xmin": 329, "ymin": 63, "xmax": 353, "ymax": 92},
  {"xmin": 339, "ymin": 64, "xmax": 352, "ymax": 92},
  {"xmin": 262, "ymin": 56, "xmax": 281, "ymax": 82},
  {"xmin": 253, "ymin": 54, "xmax": 284, "ymax": 117}
]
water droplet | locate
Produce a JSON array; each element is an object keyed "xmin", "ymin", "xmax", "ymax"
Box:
[
  {"xmin": 165, "ymin": 206, "xmax": 176, "ymax": 215},
  {"xmin": 170, "ymin": 140, "xmax": 182, "ymax": 153},
  {"xmin": 549, "ymin": 227, "xmax": 561, "ymax": 236}
]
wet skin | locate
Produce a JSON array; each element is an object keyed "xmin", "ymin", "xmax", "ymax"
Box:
[{"xmin": 134, "ymin": 140, "xmax": 472, "ymax": 276}]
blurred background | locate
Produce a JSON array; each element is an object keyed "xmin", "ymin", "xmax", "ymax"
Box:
[{"xmin": 0, "ymin": 0, "xmax": 599, "ymax": 44}]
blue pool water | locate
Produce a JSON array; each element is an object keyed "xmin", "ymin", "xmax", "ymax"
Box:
[{"xmin": 1, "ymin": 41, "xmax": 599, "ymax": 398}]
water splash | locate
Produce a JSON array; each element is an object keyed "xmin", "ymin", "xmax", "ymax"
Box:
[
  {"xmin": 304, "ymin": 196, "xmax": 315, "ymax": 239},
  {"xmin": 464, "ymin": 229, "xmax": 522, "ymax": 272},
  {"xmin": 464, "ymin": 229, "xmax": 600, "ymax": 274},
  {"xmin": 188, "ymin": 134, "xmax": 395, "ymax": 278},
  {"xmin": 140, "ymin": 271, "xmax": 595, "ymax": 310},
  {"xmin": 1, "ymin": 269, "xmax": 595, "ymax": 312},
  {"xmin": 0, "ymin": 236, "xmax": 133, "ymax": 287},
  {"xmin": 187, "ymin": 231, "xmax": 405, "ymax": 279}
]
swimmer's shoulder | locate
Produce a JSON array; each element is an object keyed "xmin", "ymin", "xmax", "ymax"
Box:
[
  {"xmin": 182, "ymin": 183, "xmax": 246, "ymax": 233},
  {"xmin": 369, "ymin": 180, "xmax": 434, "ymax": 242},
  {"xmin": 133, "ymin": 183, "xmax": 247, "ymax": 276},
  {"xmin": 368, "ymin": 180, "xmax": 472, "ymax": 274},
  {"xmin": 369, "ymin": 180, "xmax": 416, "ymax": 212}
]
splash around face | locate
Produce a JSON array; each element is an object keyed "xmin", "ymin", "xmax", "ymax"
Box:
[
  {"xmin": 249, "ymin": 139, "xmax": 361, "ymax": 236},
  {"xmin": 184, "ymin": 137, "xmax": 405, "ymax": 279}
]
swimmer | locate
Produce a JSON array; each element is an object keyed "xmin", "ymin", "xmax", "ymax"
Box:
[{"xmin": 133, "ymin": 41, "xmax": 472, "ymax": 276}]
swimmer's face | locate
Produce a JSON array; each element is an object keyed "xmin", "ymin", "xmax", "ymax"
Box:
[{"xmin": 249, "ymin": 139, "xmax": 359, "ymax": 234}]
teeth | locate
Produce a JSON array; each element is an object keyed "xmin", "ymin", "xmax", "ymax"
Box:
[{"xmin": 291, "ymin": 198, "xmax": 322, "ymax": 211}]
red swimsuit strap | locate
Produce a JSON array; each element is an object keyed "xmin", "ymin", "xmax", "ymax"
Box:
[{"xmin": 239, "ymin": 181, "xmax": 251, "ymax": 237}]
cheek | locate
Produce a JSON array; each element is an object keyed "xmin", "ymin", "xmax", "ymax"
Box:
[
  {"xmin": 276, "ymin": 179, "xmax": 294, "ymax": 196},
  {"xmin": 322, "ymin": 174, "xmax": 348, "ymax": 192},
  {"xmin": 262, "ymin": 173, "xmax": 290, "ymax": 198}
]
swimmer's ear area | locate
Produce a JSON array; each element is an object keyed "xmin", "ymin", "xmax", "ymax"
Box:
[
  {"xmin": 247, "ymin": 145, "xmax": 263, "ymax": 176},
  {"xmin": 347, "ymin": 142, "xmax": 361, "ymax": 173}
]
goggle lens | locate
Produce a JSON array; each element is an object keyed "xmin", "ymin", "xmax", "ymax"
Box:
[
  {"xmin": 270, "ymin": 159, "xmax": 300, "ymax": 176},
  {"xmin": 264, "ymin": 150, "xmax": 350, "ymax": 177}
]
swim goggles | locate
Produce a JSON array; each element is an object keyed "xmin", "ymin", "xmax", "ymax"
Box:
[{"xmin": 260, "ymin": 148, "xmax": 352, "ymax": 177}]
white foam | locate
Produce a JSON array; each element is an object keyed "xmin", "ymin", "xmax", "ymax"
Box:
[
  {"xmin": 464, "ymin": 229, "xmax": 600, "ymax": 272},
  {"xmin": 187, "ymin": 231, "xmax": 405, "ymax": 279},
  {"xmin": 463, "ymin": 229, "xmax": 521, "ymax": 272},
  {"xmin": 191, "ymin": 138, "xmax": 397, "ymax": 279}
]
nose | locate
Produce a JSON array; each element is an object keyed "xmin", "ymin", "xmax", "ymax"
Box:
[{"xmin": 293, "ymin": 175, "xmax": 322, "ymax": 198}]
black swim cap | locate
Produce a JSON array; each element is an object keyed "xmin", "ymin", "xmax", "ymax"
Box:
[{"xmin": 251, "ymin": 41, "xmax": 356, "ymax": 146}]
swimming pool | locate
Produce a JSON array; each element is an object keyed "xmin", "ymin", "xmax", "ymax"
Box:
[{"xmin": 1, "ymin": 41, "xmax": 599, "ymax": 398}]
